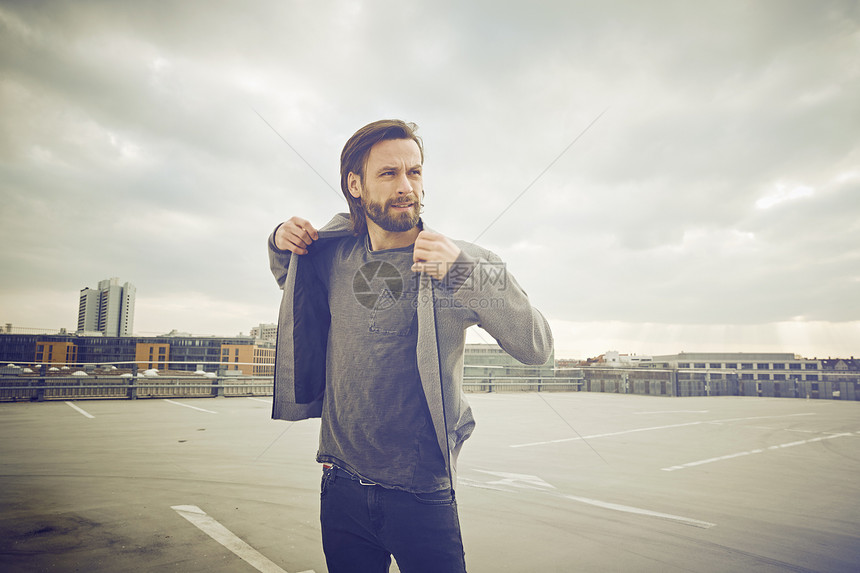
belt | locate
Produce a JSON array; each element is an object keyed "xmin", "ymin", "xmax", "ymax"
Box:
[{"xmin": 323, "ymin": 463, "xmax": 379, "ymax": 486}]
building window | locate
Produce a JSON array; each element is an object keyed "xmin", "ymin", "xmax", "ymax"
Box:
[
  {"xmin": 694, "ymin": 363, "xmax": 706, "ymax": 369},
  {"xmin": 757, "ymin": 363, "xmax": 769, "ymax": 370},
  {"xmin": 805, "ymin": 363, "xmax": 818, "ymax": 370},
  {"xmin": 772, "ymin": 363, "xmax": 785, "ymax": 370},
  {"xmin": 725, "ymin": 363, "xmax": 736, "ymax": 369},
  {"xmin": 678, "ymin": 363, "xmax": 690, "ymax": 369},
  {"xmin": 807, "ymin": 374, "xmax": 819, "ymax": 381},
  {"xmin": 741, "ymin": 363, "xmax": 753, "ymax": 370},
  {"xmin": 789, "ymin": 363, "xmax": 801, "ymax": 370},
  {"xmin": 709, "ymin": 363, "xmax": 722, "ymax": 369}
]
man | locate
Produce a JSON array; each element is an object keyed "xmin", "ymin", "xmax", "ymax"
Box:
[{"xmin": 268, "ymin": 119, "xmax": 553, "ymax": 572}]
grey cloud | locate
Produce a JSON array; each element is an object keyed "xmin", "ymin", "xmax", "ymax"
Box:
[{"xmin": 1, "ymin": 0, "xmax": 857, "ymax": 353}]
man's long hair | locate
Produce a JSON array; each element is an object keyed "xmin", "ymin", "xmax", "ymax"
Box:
[{"xmin": 340, "ymin": 119, "xmax": 424, "ymax": 236}]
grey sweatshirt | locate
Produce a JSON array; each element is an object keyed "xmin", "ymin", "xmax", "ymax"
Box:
[{"xmin": 268, "ymin": 213, "xmax": 553, "ymax": 476}]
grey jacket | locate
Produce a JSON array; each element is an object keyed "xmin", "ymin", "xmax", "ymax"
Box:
[{"xmin": 268, "ymin": 213, "xmax": 553, "ymax": 471}]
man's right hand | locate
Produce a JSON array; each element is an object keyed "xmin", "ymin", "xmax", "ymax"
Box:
[{"xmin": 274, "ymin": 217, "xmax": 319, "ymax": 255}]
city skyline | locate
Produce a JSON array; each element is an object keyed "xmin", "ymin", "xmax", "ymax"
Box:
[
  {"xmin": 1, "ymin": 2, "xmax": 858, "ymax": 359},
  {"xmin": 4, "ymin": 318, "xmax": 857, "ymax": 362}
]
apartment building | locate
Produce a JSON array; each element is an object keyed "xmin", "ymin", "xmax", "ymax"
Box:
[
  {"xmin": 250, "ymin": 323, "xmax": 277, "ymax": 343},
  {"xmin": 77, "ymin": 278, "xmax": 136, "ymax": 337}
]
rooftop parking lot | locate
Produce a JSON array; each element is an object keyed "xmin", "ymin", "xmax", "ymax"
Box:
[{"xmin": 1, "ymin": 393, "xmax": 859, "ymax": 572}]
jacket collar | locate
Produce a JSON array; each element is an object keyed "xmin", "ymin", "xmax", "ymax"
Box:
[
  {"xmin": 317, "ymin": 212, "xmax": 431, "ymax": 241},
  {"xmin": 317, "ymin": 213, "xmax": 355, "ymax": 239}
]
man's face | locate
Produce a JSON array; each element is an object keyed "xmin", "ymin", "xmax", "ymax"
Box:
[{"xmin": 349, "ymin": 138, "xmax": 423, "ymax": 233}]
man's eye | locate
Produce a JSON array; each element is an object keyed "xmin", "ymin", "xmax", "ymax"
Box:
[{"xmin": 410, "ymin": 170, "xmax": 422, "ymax": 176}]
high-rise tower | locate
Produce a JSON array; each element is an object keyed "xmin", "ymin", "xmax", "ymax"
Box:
[{"xmin": 77, "ymin": 278, "xmax": 136, "ymax": 336}]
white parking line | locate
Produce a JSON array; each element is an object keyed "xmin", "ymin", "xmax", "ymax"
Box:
[
  {"xmin": 65, "ymin": 401, "xmax": 94, "ymax": 418},
  {"xmin": 511, "ymin": 412, "xmax": 818, "ymax": 448},
  {"xmin": 171, "ymin": 505, "xmax": 315, "ymax": 573},
  {"xmin": 248, "ymin": 397, "xmax": 272, "ymax": 403},
  {"xmin": 740, "ymin": 425, "xmax": 817, "ymax": 433},
  {"xmin": 461, "ymin": 470, "xmax": 716, "ymax": 529},
  {"xmin": 662, "ymin": 432, "xmax": 858, "ymax": 472},
  {"xmin": 706, "ymin": 412, "xmax": 815, "ymax": 424},
  {"xmin": 164, "ymin": 399, "xmax": 218, "ymax": 414},
  {"xmin": 635, "ymin": 410, "xmax": 710, "ymax": 414},
  {"xmin": 561, "ymin": 494, "xmax": 716, "ymax": 529},
  {"xmin": 511, "ymin": 421, "xmax": 704, "ymax": 448}
]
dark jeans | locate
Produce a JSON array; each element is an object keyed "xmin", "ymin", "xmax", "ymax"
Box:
[{"xmin": 320, "ymin": 466, "xmax": 467, "ymax": 573}]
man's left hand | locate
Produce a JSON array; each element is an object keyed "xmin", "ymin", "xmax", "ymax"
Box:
[{"xmin": 412, "ymin": 231, "xmax": 461, "ymax": 281}]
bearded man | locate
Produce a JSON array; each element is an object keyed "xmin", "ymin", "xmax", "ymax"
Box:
[{"xmin": 268, "ymin": 119, "xmax": 553, "ymax": 573}]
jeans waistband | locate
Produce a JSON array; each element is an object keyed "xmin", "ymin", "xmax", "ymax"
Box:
[{"xmin": 323, "ymin": 463, "xmax": 379, "ymax": 486}]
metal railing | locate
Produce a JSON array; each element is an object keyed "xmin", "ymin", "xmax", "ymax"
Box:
[
  {"xmin": 0, "ymin": 374, "xmax": 584, "ymax": 401},
  {"xmin": 0, "ymin": 375, "xmax": 275, "ymax": 402},
  {"xmin": 462, "ymin": 376, "xmax": 583, "ymax": 392},
  {"xmin": 3, "ymin": 362, "xmax": 856, "ymax": 402}
]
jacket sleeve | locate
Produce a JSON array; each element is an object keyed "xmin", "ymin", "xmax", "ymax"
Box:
[
  {"xmin": 446, "ymin": 249, "xmax": 553, "ymax": 365},
  {"xmin": 268, "ymin": 224, "xmax": 293, "ymax": 288}
]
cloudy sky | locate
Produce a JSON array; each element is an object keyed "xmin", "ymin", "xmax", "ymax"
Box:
[{"xmin": 1, "ymin": 0, "xmax": 858, "ymax": 359}]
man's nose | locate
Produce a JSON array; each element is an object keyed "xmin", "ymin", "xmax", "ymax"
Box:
[{"xmin": 396, "ymin": 172, "xmax": 413, "ymax": 194}]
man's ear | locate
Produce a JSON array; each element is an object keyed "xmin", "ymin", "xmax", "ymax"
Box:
[{"xmin": 347, "ymin": 172, "xmax": 362, "ymax": 199}]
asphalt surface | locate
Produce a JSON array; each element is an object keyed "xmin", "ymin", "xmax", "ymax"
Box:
[{"xmin": 1, "ymin": 393, "xmax": 859, "ymax": 572}]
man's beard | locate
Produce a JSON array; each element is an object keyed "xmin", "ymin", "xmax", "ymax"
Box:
[{"xmin": 363, "ymin": 194, "xmax": 422, "ymax": 232}]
